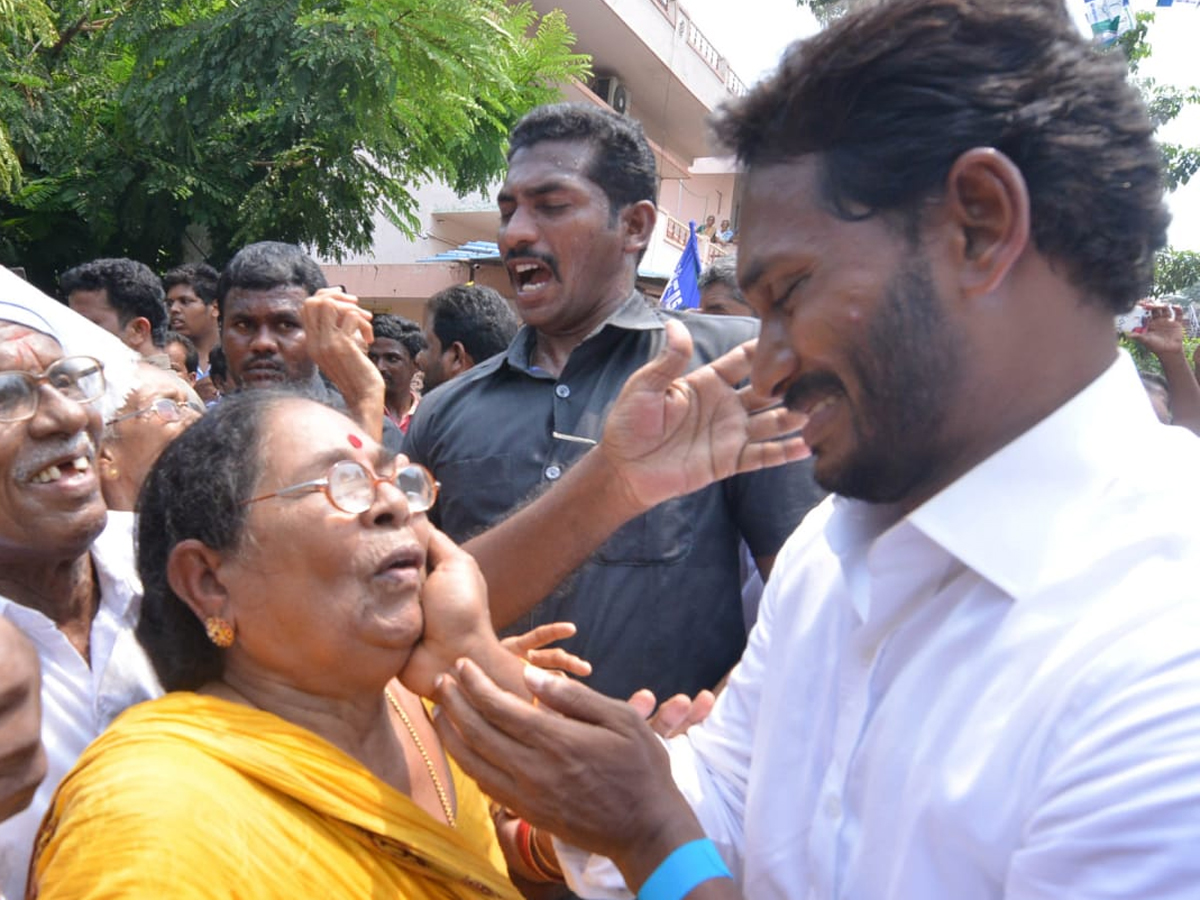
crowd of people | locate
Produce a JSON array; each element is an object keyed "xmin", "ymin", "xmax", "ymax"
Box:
[{"xmin": 3, "ymin": 0, "xmax": 1200, "ymax": 898}]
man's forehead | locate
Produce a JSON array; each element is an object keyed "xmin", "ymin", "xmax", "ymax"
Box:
[
  {"xmin": 502, "ymin": 140, "xmax": 598, "ymax": 192},
  {"xmin": 0, "ymin": 323, "xmax": 63, "ymax": 370},
  {"xmin": 225, "ymin": 285, "xmax": 307, "ymax": 314}
]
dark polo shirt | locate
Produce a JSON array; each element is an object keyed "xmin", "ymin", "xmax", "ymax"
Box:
[{"xmin": 404, "ymin": 293, "xmax": 822, "ymax": 699}]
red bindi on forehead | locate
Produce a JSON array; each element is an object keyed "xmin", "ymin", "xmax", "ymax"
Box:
[{"xmin": 347, "ymin": 433, "xmax": 363, "ymax": 449}]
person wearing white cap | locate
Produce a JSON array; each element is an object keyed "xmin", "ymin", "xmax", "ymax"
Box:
[{"xmin": 0, "ymin": 268, "xmax": 162, "ymax": 900}]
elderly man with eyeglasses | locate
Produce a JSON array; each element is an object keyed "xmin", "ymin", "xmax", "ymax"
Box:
[
  {"xmin": 98, "ymin": 361, "xmax": 206, "ymax": 512},
  {"xmin": 0, "ymin": 296, "xmax": 162, "ymax": 899}
]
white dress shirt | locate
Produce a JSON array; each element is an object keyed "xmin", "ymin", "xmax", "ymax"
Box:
[
  {"xmin": 0, "ymin": 512, "xmax": 162, "ymax": 899},
  {"xmin": 562, "ymin": 351, "xmax": 1200, "ymax": 899}
]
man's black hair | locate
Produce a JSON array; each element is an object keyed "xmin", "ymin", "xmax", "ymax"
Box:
[
  {"xmin": 215, "ymin": 242, "xmax": 327, "ymax": 319},
  {"xmin": 508, "ymin": 103, "xmax": 658, "ymax": 224},
  {"xmin": 162, "ymin": 262, "xmax": 220, "ymax": 306},
  {"xmin": 426, "ymin": 284, "xmax": 519, "ymax": 362},
  {"xmin": 208, "ymin": 345, "xmax": 228, "ymax": 383},
  {"xmin": 371, "ymin": 314, "xmax": 426, "ymax": 361},
  {"xmin": 712, "ymin": 0, "xmax": 1169, "ymax": 314},
  {"xmin": 60, "ymin": 258, "xmax": 169, "ymax": 346}
]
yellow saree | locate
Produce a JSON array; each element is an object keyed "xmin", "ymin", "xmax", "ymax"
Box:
[{"xmin": 28, "ymin": 692, "xmax": 520, "ymax": 900}]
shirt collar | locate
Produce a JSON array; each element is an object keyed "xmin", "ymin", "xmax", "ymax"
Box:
[
  {"xmin": 906, "ymin": 351, "xmax": 1161, "ymax": 602},
  {"xmin": 85, "ymin": 509, "xmax": 143, "ymax": 620},
  {"xmin": 504, "ymin": 291, "xmax": 659, "ymax": 373}
]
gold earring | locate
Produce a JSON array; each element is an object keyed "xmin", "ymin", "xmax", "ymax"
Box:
[
  {"xmin": 103, "ymin": 462, "xmax": 119, "ymax": 480},
  {"xmin": 204, "ymin": 617, "xmax": 235, "ymax": 648}
]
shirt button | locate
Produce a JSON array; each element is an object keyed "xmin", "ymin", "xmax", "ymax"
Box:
[
  {"xmin": 545, "ymin": 465, "xmax": 562, "ymax": 481},
  {"xmin": 555, "ymin": 384, "xmax": 571, "ymax": 398},
  {"xmin": 823, "ymin": 794, "xmax": 842, "ymax": 819}
]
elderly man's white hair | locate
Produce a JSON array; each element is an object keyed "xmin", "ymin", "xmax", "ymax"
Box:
[{"xmin": 0, "ymin": 265, "xmax": 140, "ymax": 420}]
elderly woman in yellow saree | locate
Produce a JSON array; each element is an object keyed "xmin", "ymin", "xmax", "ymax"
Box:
[{"xmin": 28, "ymin": 388, "xmax": 539, "ymax": 899}]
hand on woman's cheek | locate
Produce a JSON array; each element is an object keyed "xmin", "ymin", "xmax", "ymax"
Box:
[{"xmin": 399, "ymin": 527, "xmax": 497, "ymax": 697}]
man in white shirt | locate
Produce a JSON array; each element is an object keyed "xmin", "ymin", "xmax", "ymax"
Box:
[
  {"xmin": 0, "ymin": 301, "xmax": 161, "ymax": 899},
  {"xmin": 427, "ymin": 1, "xmax": 1200, "ymax": 898}
]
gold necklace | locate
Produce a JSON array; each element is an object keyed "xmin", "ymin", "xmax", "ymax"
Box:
[{"xmin": 385, "ymin": 688, "xmax": 456, "ymax": 827}]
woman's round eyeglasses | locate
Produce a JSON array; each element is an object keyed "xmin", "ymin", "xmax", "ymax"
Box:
[
  {"xmin": 242, "ymin": 459, "xmax": 439, "ymax": 515},
  {"xmin": 0, "ymin": 356, "xmax": 106, "ymax": 423},
  {"xmin": 106, "ymin": 397, "xmax": 205, "ymax": 427}
]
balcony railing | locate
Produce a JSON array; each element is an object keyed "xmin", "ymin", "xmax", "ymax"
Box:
[
  {"xmin": 650, "ymin": 0, "xmax": 748, "ymax": 98},
  {"xmin": 662, "ymin": 210, "xmax": 728, "ymax": 266}
]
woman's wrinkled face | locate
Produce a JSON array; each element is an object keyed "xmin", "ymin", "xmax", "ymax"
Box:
[{"xmin": 218, "ymin": 399, "xmax": 432, "ymax": 693}]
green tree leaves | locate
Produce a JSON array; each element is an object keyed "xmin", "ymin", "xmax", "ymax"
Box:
[{"xmin": 1, "ymin": 0, "xmax": 589, "ymax": 288}]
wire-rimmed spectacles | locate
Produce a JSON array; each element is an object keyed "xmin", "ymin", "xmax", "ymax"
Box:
[
  {"xmin": 106, "ymin": 397, "xmax": 205, "ymax": 427},
  {"xmin": 242, "ymin": 459, "xmax": 439, "ymax": 515},
  {"xmin": 0, "ymin": 356, "xmax": 106, "ymax": 423}
]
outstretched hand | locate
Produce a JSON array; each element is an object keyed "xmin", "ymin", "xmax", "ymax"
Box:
[
  {"xmin": 502, "ymin": 622, "xmax": 593, "ymax": 679},
  {"xmin": 599, "ymin": 319, "xmax": 809, "ymax": 514}
]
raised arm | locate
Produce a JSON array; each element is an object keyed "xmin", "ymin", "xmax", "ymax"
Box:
[
  {"xmin": 1131, "ymin": 303, "xmax": 1200, "ymax": 435},
  {"xmin": 301, "ymin": 288, "xmax": 386, "ymax": 442},
  {"xmin": 464, "ymin": 319, "xmax": 810, "ymax": 629}
]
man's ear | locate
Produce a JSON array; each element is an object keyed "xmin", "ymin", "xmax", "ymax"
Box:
[
  {"xmin": 621, "ymin": 200, "xmax": 658, "ymax": 256},
  {"xmin": 121, "ymin": 316, "xmax": 153, "ymax": 351},
  {"xmin": 447, "ymin": 341, "xmax": 473, "ymax": 378},
  {"xmin": 166, "ymin": 539, "xmax": 234, "ymax": 627},
  {"xmin": 944, "ymin": 148, "xmax": 1030, "ymax": 299}
]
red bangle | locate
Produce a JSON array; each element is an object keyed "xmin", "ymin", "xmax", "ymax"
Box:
[
  {"xmin": 515, "ymin": 819, "xmax": 562, "ymax": 882},
  {"xmin": 516, "ymin": 819, "xmax": 542, "ymax": 878}
]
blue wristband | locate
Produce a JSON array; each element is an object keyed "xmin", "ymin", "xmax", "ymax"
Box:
[{"xmin": 636, "ymin": 839, "xmax": 732, "ymax": 900}]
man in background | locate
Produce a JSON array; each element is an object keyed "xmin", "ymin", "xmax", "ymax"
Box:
[
  {"xmin": 368, "ymin": 314, "xmax": 425, "ymax": 433},
  {"xmin": 216, "ymin": 241, "xmax": 404, "ymax": 451},
  {"xmin": 415, "ymin": 283, "xmax": 520, "ymax": 392},
  {"xmin": 162, "ymin": 263, "xmax": 221, "ymax": 378},
  {"xmin": 405, "ymin": 103, "xmax": 821, "ymax": 702},
  {"xmin": 697, "ymin": 257, "xmax": 755, "ymax": 318},
  {"xmin": 61, "ymin": 258, "xmax": 168, "ymax": 358}
]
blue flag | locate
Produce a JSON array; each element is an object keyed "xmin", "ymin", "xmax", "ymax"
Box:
[{"xmin": 661, "ymin": 221, "xmax": 702, "ymax": 311}]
